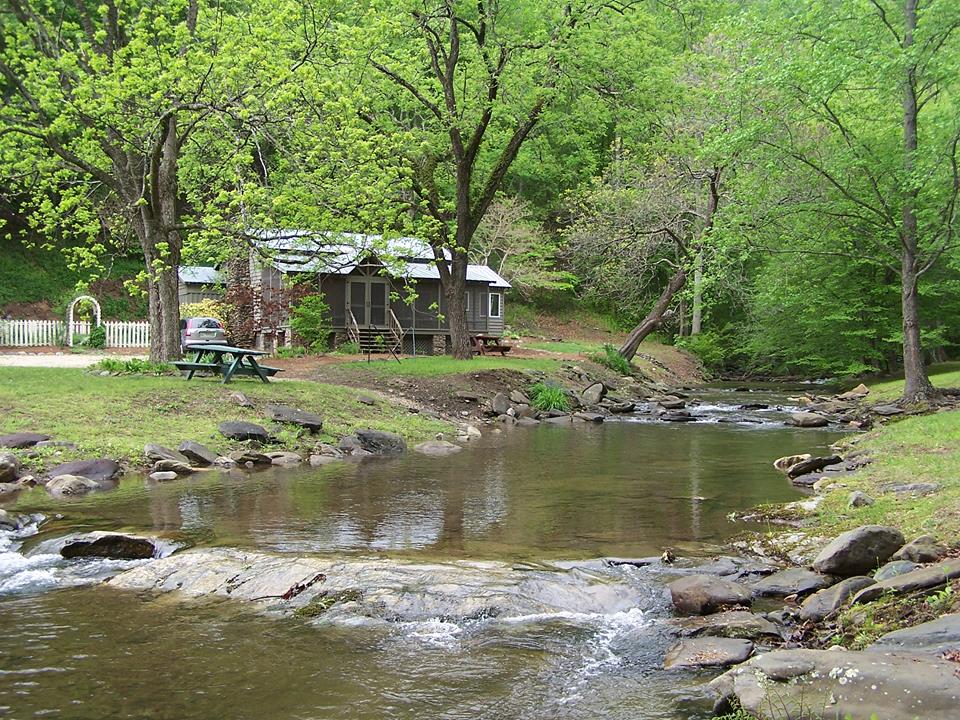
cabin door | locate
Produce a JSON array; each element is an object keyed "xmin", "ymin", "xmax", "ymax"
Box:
[{"xmin": 347, "ymin": 279, "xmax": 389, "ymax": 328}]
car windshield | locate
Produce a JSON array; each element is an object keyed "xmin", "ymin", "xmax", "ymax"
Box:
[{"xmin": 189, "ymin": 318, "xmax": 222, "ymax": 329}]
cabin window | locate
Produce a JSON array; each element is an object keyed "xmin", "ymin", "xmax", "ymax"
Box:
[
  {"xmin": 464, "ymin": 292, "xmax": 470, "ymax": 312},
  {"xmin": 489, "ymin": 292, "xmax": 502, "ymax": 318}
]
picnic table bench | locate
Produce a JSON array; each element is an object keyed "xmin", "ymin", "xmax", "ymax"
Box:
[
  {"xmin": 172, "ymin": 344, "xmax": 282, "ymax": 383},
  {"xmin": 471, "ymin": 334, "xmax": 512, "ymax": 356}
]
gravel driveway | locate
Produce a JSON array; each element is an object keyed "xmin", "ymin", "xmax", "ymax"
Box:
[{"xmin": 0, "ymin": 352, "xmax": 145, "ymax": 368}]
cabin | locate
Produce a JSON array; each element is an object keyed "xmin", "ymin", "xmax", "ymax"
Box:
[
  {"xmin": 178, "ymin": 266, "xmax": 225, "ymax": 305},
  {"xmin": 184, "ymin": 231, "xmax": 511, "ymax": 354}
]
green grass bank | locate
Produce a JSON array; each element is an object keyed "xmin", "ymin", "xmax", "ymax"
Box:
[{"xmin": 0, "ymin": 367, "xmax": 449, "ymax": 467}]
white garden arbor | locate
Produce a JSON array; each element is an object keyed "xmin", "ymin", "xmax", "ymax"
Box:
[{"xmin": 66, "ymin": 295, "xmax": 101, "ymax": 347}]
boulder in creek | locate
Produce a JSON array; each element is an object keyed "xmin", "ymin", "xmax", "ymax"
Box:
[
  {"xmin": 266, "ymin": 451, "xmax": 302, "ymax": 466},
  {"xmin": 489, "ymin": 393, "xmax": 510, "ymax": 416},
  {"xmin": 870, "ymin": 614, "xmax": 960, "ymax": 656},
  {"xmin": 751, "ymin": 568, "xmax": 833, "ymax": 598},
  {"xmin": 658, "ymin": 397, "xmax": 686, "ymax": 410},
  {"xmin": 45, "ymin": 458, "xmax": 120, "ymax": 484},
  {"xmin": 574, "ymin": 412, "xmax": 605, "ymax": 423},
  {"xmin": 710, "ymin": 647, "xmax": 960, "ymax": 720},
  {"xmin": 144, "ymin": 444, "xmax": 190, "ymax": 465},
  {"xmin": 308, "ymin": 454, "xmax": 341, "ymax": 467},
  {"xmin": 0, "ymin": 432, "xmax": 51, "ymax": 449},
  {"xmin": 509, "ymin": 390, "xmax": 530, "ymax": 405},
  {"xmin": 413, "ymin": 440, "xmax": 463, "ymax": 457},
  {"xmin": 356, "ymin": 429, "xmax": 406, "ymax": 455},
  {"xmin": 218, "ymin": 420, "xmax": 272, "ymax": 442},
  {"xmin": 178, "ymin": 440, "xmax": 218, "ymax": 466},
  {"xmin": 787, "ymin": 412, "xmax": 829, "ymax": 428},
  {"xmin": 660, "ymin": 411, "xmax": 697, "ymax": 423},
  {"xmin": 0, "ymin": 452, "xmax": 20, "ymax": 483},
  {"xmin": 852, "ymin": 558, "xmax": 960, "ymax": 605},
  {"xmin": 837, "ymin": 383, "xmax": 870, "ymax": 400},
  {"xmin": 60, "ymin": 532, "xmax": 160, "ymax": 560},
  {"xmin": 148, "ymin": 471, "xmax": 179, "ymax": 482},
  {"xmin": 516, "ymin": 417, "xmax": 540, "ymax": 426},
  {"xmin": 812, "ymin": 525, "xmax": 905, "ymax": 577},
  {"xmin": 799, "ymin": 576, "xmax": 876, "ymax": 622},
  {"xmin": 152, "ymin": 459, "xmax": 195, "ymax": 475},
  {"xmin": 228, "ymin": 449, "xmax": 272, "ymax": 466},
  {"xmin": 773, "ymin": 453, "xmax": 811, "ymax": 473},
  {"xmin": 891, "ymin": 536, "xmax": 948, "ymax": 564},
  {"xmin": 337, "ymin": 435, "xmax": 371, "ymax": 456},
  {"xmin": 580, "ymin": 382, "xmax": 606, "ymax": 406},
  {"xmin": 663, "ymin": 638, "xmax": 754, "ymax": 670},
  {"xmin": 873, "ymin": 560, "xmax": 918, "ymax": 581},
  {"xmin": 668, "ymin": 610, "xmax": 782, "ymax": 641},
  {"xmin": 46, "ymin": 474, "xmax": 100, "ymax": 497},
  {"xmin": 668, "ymin": 574, "xmax": 752, "ymax": 615},
  {"xmin": 607, "ymin": 401, "xmax": 636, "ymax": 414},
  {"xmin": 786, "ymin": 454, "xmax": 842, "ymax": 478},
  {"xmin": 265, "ymin": 405, "xmax": 324, "ymax": 433}
]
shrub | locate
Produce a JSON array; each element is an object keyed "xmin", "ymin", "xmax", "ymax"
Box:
[
  {"xmin": 90, "ymin": 357, "xmax": 176, "ymax": 375},
  {"xmin": 588, "ymin": 344, "xmax": 633, "ymax": 375},
  {"xmin": 335, "ymin": 340, "xmax": 360, "ymax": 355},
  {"xmin": 675, "ymin": 331, "xmax": 727, "ymax": 372},
  {"xmin": 274, "ymin": 345, "xmax": 308, "ymax": 359},
  {"xmin": 528, "ymin": 381, "xmax": 570, "ymax": 411},
  {"xmin": 289, "ymin": 294, "xmax": 333, "ymax": 353},
  {"xmin": 85, "ymin": 324, "xmax": 106, "ymax": 349},
  {"xmin": 180, "ymin": 299, "xmax": 227, "ymax": 325}
]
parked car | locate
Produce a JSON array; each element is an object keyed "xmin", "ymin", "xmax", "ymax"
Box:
[{"xmin": 180, "ymin": 317, "xmax": 226, "ymax": 351}]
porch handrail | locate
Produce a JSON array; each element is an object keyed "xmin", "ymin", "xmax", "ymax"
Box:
[
  {"xmin": 346, "ymin": 308, "xmax": 361, "ymax": 345},
  {"xmin": 387, "ymin": 308, "xmax": 405, "ymax": 353}
]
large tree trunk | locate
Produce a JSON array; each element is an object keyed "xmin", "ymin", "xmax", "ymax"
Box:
[
  {"xmin": 899, "ymin": 0, "xmax": 936, "ymax": 403},
  {"xmin": 156, "ymin": 115, "xmax": 183, "ymax": 361},
  {"xmin": 618, "ymin": 268, "xmax": 687, "ymax": 361},
  {"xmin": 691, "ymin": 250, "xmax": 704, "ymax": 336},
  {"xmin": 445, "ymin": 260, "xmax": 471, "ymax": 360}
]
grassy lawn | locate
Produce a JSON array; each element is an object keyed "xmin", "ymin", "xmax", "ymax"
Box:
[
  {"xmin": 524, "ymin": 340, "xmax": 603, "ymax": 354},
  {"xmin": 333, "ymin": 355, "xmax": 562, "ymax": 377},
  {"xmin": 0, "ymin": 367, "xmax": 449, "ymax": 466},
  {"xmin": 865, "ymin": 361, "xmax": 960, "ymax": 401},
  {"xmin": 815, "ymin": 409, "xmax": 960, "ymax": 540}
]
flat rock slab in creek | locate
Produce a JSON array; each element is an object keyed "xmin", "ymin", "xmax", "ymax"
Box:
[
  {"xmin": 144, "ymin": 444, "xmax": 190, "ymax": 465},
  {"xmin": 668, "ymin": 610, "xmax": 782, "ymax": 641},
  {"xmin": 668, "ymin": 574, "xmax": 752, "ymax": 615},
  {"xmin": 711, "ymin": 648, "xmax": 960, "ymax": 720},
  {"xmin": 44, "ymin": 459, "xmax": 121, "ymax": 484},
  {"xmin": 356, "ymin": 429, "xmax": 406, "ymax": 455},
  {"xmin": 663, "ymin": 638, "xmax": 753, "ymax": 670},
  {"xmin": 265, "ymin": 405, "xmax": 323, "ymax": 433},
  {"xmin": 413, "ymin": 440, "xmax": 463, "ymax": 457},
  {"xmin": 787, "ymin": 412, "xmax": 829, "ymax": 428},
  {"xmin": 107, "ymin": 549, "xmax": 646, "ymax": 624},
  {"xmin": 852, "ymin": 558, "xmax": 960, "ymax": 605},
  {"xmin": 869, "ymin": 614, "xmax": 960, "ymax": 656},
  {"xmin": 0, "ymin": 432, "xmax": 51, "ymax": 448},
  {"xmin": 178, "ymin": 440, "xmax": 218, "ymax": 466},
  {"xmin": 750, "ymin": 568, "xmax": 833, "ymax": 597},
  {"xmin": 218, "ymin": 421, "xmax": 272, "ymax": 442}
]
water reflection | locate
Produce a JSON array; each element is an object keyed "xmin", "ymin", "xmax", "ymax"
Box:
[{"xmin": 11, "ymin": 419, "xmax": 842, "ymax": 560}]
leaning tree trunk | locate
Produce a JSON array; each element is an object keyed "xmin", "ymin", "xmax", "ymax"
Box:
[
  {"xmin": 899, "ymin": 0, "xmax": 936, "ymax": 404},
  {"xmin": 618, "ymin": 268, "xmax": 687, "ymax": 361}
]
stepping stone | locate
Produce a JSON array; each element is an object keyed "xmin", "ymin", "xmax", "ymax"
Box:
[
  {"xmin": 788, "ymin": 412, "xmax": 829, "ymax": 428},
  {"xmin": 178, "ymin": 440, "xmax": 218, "ymax": 466},
  {"xmin": 0, "ymin": 432, "xmax": 51, "ymax": 449},
  {"xmin": 265, "ymin": 405, "xmax": 323, "ymax": 433},
  {"xmin": 664, "ymin": 638, "xmax": 754, "ymax": 670},
  {"xmin": 852, "ymin": 559, "xmax": 960, "ymax": 605},
  {"xmin": 218, "ymin": 421, "xmax": 271, "ymax": 442},
  {"xmin": 799, "ymin": 576, "xmax": 875, "ymax": 622},
  {"xmin": 669, "ymin": 574, "xmax": 752, "ymax": 615}
]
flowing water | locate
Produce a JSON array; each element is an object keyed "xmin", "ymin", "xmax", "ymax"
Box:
[{"xmin": 0, "ymin": 387, "xmax": 843, "ymax": 719}]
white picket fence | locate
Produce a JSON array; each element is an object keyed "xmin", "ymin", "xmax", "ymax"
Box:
[{"xmin": 0, "ymin": 319, "xmax": 151, "ymax": 348}]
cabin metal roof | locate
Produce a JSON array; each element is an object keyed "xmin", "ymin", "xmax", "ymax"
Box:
[
  {"xmin": 178, "ymin": 266, "xmax": 224, "ymax": 285},
  {"xmin": 254, "ymin": 230, "xmax": 511, "ymax": 288}
]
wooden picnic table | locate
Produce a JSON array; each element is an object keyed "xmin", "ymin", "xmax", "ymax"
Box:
[
  {"xmin": 173, "ymin": 343, "xmax": 281, "ymax": 383},
  {"xmin": 471, "ymin": 334, "xmax": 512, "ymax": 356}
]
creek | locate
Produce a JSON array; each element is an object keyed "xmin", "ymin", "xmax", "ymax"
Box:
[{"xmin": 0, "ymin": 386, "xmax": 843, "ymax": 719}]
